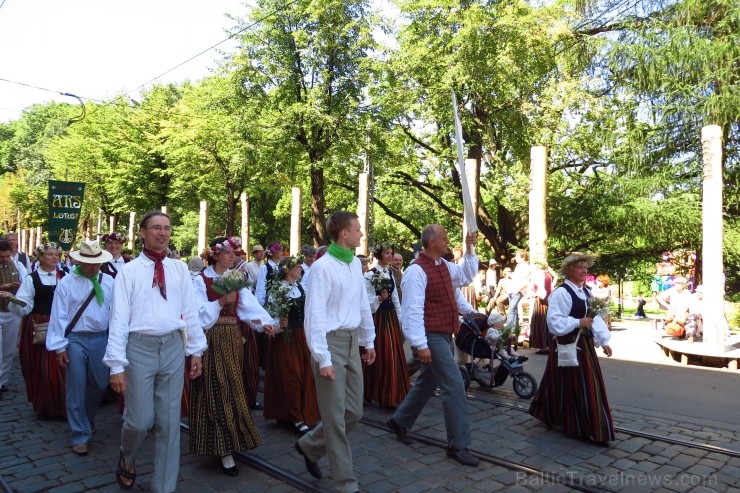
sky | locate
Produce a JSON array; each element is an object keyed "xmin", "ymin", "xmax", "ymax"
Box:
[{"xmin": 0, "ymin": 0, "xmax": 249, "ymax": 123}]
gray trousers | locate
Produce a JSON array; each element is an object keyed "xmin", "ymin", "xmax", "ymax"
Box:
[
  {"xmin": 121, "ymin": 331, "xmax": 184, "ymax": 493},
  {"xmin": 298, "ymin": 329, "xmax": 363, "ymax": 493},
  {"xmin": 0, "ymin": 311, "xmax": 21, "ymax": 387}
]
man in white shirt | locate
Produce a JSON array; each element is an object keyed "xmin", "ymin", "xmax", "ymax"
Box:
[
  {"xmin": 2, "ymin": 232, "xmax": 31, "ymax": 272},
  {"xmin": 296, "ymin": 211, "xmax": 376, "ymax": 493},
  {"xmin": 47, "ymin": 240, "xmax": 114, "ymax": 456},
  {"xmin": 103, "ymin": 211, "xmax": 207, "ymax": 493},
  {"xmin": 100, "ymin": 232, "xmax": 129, "ymax": 278},
  {"xmin": 244, "ymin": 244, "xmax": 265, "ymax": 291},
  {"xmin": 387, "ymin": 226, "xmax": 479, "ymax": 467},
  {"xmin": 0, "ymin": 239, "xmax": 27, "ymax": 395}
]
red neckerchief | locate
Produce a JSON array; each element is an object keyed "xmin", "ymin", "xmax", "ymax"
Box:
[{"xmin": 143, "ymin": 248, "xmax": 167, "ymax": 300}]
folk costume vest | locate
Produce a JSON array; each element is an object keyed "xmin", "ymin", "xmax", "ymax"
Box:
[
  {"xmin": 200, "ymin": 273, "xmax": 239, "ymax": 318},
  {"xmin": 557, "ymin": 283, "xmax": 591, "ymax": 343},
  {"xmin": 0, "ymin": 261, "xmax": 19, "ymax": 312},
  {"xmin": 100, "ymin": 257, "xmax": 130, "ymax": 279},
  {"xmin": 414, "ymin": 253, "xmax": 458, "ymax": 334},
  {"xmin": 30, "ymin": 269, "xmax": 63, "ymax": 315},
  {"xmin": 286, "ymin": 282, "xmax": 306, "ymax": 327}
]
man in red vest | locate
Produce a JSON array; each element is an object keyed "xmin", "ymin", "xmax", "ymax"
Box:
[{"xmin": 387, "ymin": 224, "xmax": 479, "ymax": 466}]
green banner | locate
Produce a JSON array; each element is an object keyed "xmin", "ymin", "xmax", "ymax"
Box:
[{"xmin": 47, "ymin": 181, "xmax": 85, "ymax": 251}]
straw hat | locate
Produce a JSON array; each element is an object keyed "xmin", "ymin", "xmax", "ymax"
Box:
[
  {"xmin": 251, "ymin": 244, "xmax": 264, "ymax": 253},
  {"xmin": 68, "ymin": 240, "xmax": 113, "ymax": 264},
  {"xmin": 489, "ymin": 259, "xmax": 498, "ymax": 265},
  {"xmin": 674, "ymin": 276, "xmax": 688, "ymax": 284},
  {"xmin": 559, "ymin": 252, "xmax": 597, "ymax": 276}
]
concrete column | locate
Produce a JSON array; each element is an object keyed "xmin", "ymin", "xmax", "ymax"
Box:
[
  {"xmin": 109, "ymin": 215, "xmax": 117, "ymax": 234},
  {"xmin": 356, "ymin": 172, "xmax": 369, "ymax": 255},
  {"xmin": 36, "ymin": 226, "xmax": 42, "ymax": 245},
  {"xmin": 198, "ymin": 201, "xmax": 208, "ymax": 256},
  {"xmin": 700, "ymin": 125, "xmax": 725, "ymax": 353},
  {"xmin": 96, "ymin": 210, "xmax": 103, "ymax": 239},
  {"xmin": 529, "ymin": 146, "xmax": 549, "ymax": 265},
  {"xmin": 241, "ymin": 193, "xmax": 249, "ymax": 253},
  {"xmin": 28, "ymin": 227, "xmax": 36, "ymax": 253},
  {"xmin": 462, "ymin": 158, "xmax": 479, "ymax": 245},
  {"xmin": 127, "ymin": 212, "xmax": 137, "ymax": 251},
  {"xmin": 161, "ymin": 206, "xmax": 169, "ymax": 216},
  {"xmin": 20, "ymin": 228, "xmax": 27, "ymax": 255},
  {"xmin": 290, "ymin": 187, "xmax": 302, "ymax": 256}
]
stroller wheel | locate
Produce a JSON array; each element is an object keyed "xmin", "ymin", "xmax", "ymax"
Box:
[
  {"xmin": 458, "ymin": 365, "xmax": 471, "ymax": 390},
  {"xmin": 512, "ymin": 372, "xmax": 537, "ymax": 399}
]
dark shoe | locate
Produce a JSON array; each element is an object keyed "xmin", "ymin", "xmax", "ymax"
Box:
[
  {"xmin": 219, "ymin": 455, "xmax": 239, "ymax": 476},
  {"xmin": 535, "ymin": 349, "xmax": 549, "ymax": 355},
  {"xmin": 72, "ymin": 443, "xmax": 89, "ymax": 456},
  {"xmin": 387, "ymin": 418, "xmax": 414, "ymax": 445},
  {"xmin": 293, "ymin": 422, "xmax": 310, "ymax": 435},
  {"xmin": 514, "ymin": 355, "xmax": 528, "ymax": 363},
  {"xmin": 116, "ymin": 450, "xmax": 136, "ymax": 490},
  {"xmin": 250, "ymin": 401, "xmax": 263, "ymax": 410},
  {"xmin": 0, "ymin": 384, "xmax": 8, "ymax": 392},
  {"xmin": 295, "ymin": 441, "xmax": 322, "ymax": 479},
  {"xmin": 446, "ymin": 448, "xmax": 479, "ymax": 467}
]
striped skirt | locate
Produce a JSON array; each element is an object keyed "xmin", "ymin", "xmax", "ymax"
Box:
[
  {"xmin": 18, "ymin": 314, "xmax": 66, "ymax": 418},
  {"xmin": 528, "ymin": 332, "xmax": 615, "ymax": 442},
  {"xmin": 528, "ymin": 299, "xmax": 552, "ymax": 350},
  {"xmin": 263, "ymin": 326, "xmax": 320, "ymax": 426},
  {"xmin": 189, "ymin": 323, "xmax": 261, "ymax": 456},
  {"xmin": 363, "ymin": 307, "xmax": 410, "ymax": 407}
]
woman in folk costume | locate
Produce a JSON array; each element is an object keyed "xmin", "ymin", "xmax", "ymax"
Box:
[
  {"xmin": 362, "ymin": 244, "xmax": 409, "ymax": 407},
  {"xmin": 528, "ymin": 261, "xmax": 557, "ymax": 354},
  {"xmin": 11, "ymin": 242, "xmax": 67, "ymax": 418},
  {"xmin": 262, "ymin": 256, "xmax": 320, "ymax": 434},
  {"xmin": 99, "ymin": 232, "xmax": 130, "ymax": 279},
  {"xmin": 528, "ymin": 253, "xmax": 615, "ymax": 444},
  {"xmin": 190, "ymin": 236, "xmax": 276, "ymax": 476}
]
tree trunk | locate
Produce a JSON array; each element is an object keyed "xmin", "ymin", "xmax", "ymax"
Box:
[{"xmin": 310, "ymin": 165, "xmax": 327, "ymax": 245}]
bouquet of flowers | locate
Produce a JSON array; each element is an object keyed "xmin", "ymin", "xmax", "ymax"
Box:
[
  {"xmin": 367, "ymin": 270, "xmax": 393, "ymax": 295},
  {"xmin": 211, "ymin": 269, "xmax": 251, "ymax": 310},
  {"xmin": 264, "ymin": 280, "xmax": 297, "ymax": 342},
  {"xmin": 587, "ymin": 296, "xmax": 610, "ymax": 319}
]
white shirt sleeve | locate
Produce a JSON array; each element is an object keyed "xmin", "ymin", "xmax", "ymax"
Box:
[
  {"xmin": 400, "ymin": 264, "xmax": 428, "ymax": 350},
  {"xmin": 255, "ymin": 263, "xmax": 268, "ymax": 306},
  {"xmin": 193, "ymin": 275, "xmax": 222, "ymax": 331},
  {"xmin": 445, "ymin": 254, "xmax": 478, "ymax": 288},
  {"xmin": 9, "ymin": 269, "xmax": 36, "ymax": 317},
  {"xmin": 46, "ymin": 279, "xmax": 70, "ymax": 354},
  {"xmin": 236, "ymin": 286, "xmax": 274, "ymax": 331},
  {"xmin": 364, "ymin": 271, "xmax": 381, "ymax": 313},
  {"xmin": 455, "ymin": 288, "xmax": 474, "ymax": 315},
  {"xmin": 104, "ymin": 269, "xmax": 133, "ymax": 374},
  {"xmin": 304, "ymin": 262, "xmax": 332, "ymax": 367}
]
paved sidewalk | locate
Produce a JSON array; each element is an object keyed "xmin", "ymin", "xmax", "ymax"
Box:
[{"xmin": 1, "ymin": 321, "xmax": 739, "ymax": 493}]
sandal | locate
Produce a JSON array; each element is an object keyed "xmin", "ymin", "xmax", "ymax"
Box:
[
  {"xmin": 293, "ymin": 422, "xmax": 310, "ymax": 434},
  {"xmin": 116, "ymin": 450, "xmax": 136, "ymax": 490}
]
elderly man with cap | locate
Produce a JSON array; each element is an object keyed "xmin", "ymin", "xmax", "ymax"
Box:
[
  {"xmin": 244, "ymin": 244, "xmax": 265, "ymax": 293},
  {"xmin": 46, "ymin": 240, "xmax": 114, "ymax": 455},
  {"xmin": 656, "ymin": 276, "xmax": 692, "ymax": 337}
]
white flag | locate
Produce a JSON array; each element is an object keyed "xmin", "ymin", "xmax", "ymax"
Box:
[{"xmin": 452, "ymin": 91, "xmax": 478, "ymax": 234}]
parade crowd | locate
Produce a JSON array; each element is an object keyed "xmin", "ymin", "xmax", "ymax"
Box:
[{"xmin": 0, "ymin": 214, "xmax": 632, "ymax": 493}]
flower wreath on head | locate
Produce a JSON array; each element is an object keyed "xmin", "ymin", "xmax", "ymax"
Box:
[
  {"xmin": 266, "ymin": 242, "xmax": 283, "ymax": 257},
  {"xmin": 372, "ymin": 242, "xmax": 395, "ymax": 255},
  {"xmin": 102, "ymin": 232, "xmax": 128, "ymax": 245},
  {"xmin": 35, "ymin": 242, "xmax": 62, "ymax": 257},
  {"xmin": 210, "ymin": 237, "xmax": 241, "ymax": 256},
  {"xmin": 277, "ymin": 256, "xmax": 303, "ymax": 278}
]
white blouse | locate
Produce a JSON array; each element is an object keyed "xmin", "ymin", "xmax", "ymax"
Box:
[
  {"xmin": 10, "ymin": 266, "xmax": 56, "ymax": 317},
  {"xmin": 192, "ymin": 266, "xmax": 274, "ymax": 331},
  {"xmin": 364, "ymin": 264, "xmax": 402, "ymax": 321},
  {"xmin": 546, "ymin": 280, "xmax": 611, "ymax": 347}
]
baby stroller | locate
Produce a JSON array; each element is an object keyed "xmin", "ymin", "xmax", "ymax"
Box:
[{"xmin": 454, "ymin": 312, "xmax": 537, "ymax": 399}]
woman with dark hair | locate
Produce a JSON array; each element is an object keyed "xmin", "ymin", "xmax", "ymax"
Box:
[
  {"xmin": 263, "ymin": 256, "xmax": 320, "ymax": 434},
  {"xmin": 11, "ymin": 242, "xmax": 67, "ymax": 418},
  {"xmin": 528, "ymin": 253, "xmax": 614, "ymax": 444},
  {"xmin": 190, "ymin": 236, "xmax": 276, "ymax": 476},
  {"xmin": 363, "ymin": 243, "xmax": 409, "ymax": 407},
  {"xmin": 253, "ymin": 242, "xmax": 284, "ymax": 373}
]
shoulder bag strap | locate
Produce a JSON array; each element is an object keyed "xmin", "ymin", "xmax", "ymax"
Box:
[{"xmin": 64, "ymin": 273, "xmax": 103, "ymax": 338}]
